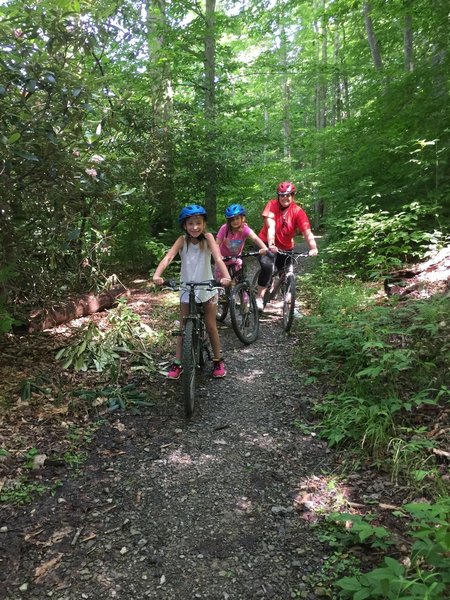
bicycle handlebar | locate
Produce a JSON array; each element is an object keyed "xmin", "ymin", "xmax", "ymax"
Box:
[
  {"xmin": 162, "ymin": 279, "xmax": 223, "ymax": 291},
  {"xmin": 222, "ymin": 250, "xmax": 275, "ymax": 261},
  {"xmin": 276, "ymin": 250, "xmax": 309, "ymax": 257}
]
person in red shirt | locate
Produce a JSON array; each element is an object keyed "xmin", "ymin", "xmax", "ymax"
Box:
[{"xmin": 256, "ymin": 181, "xmax": 318, "ymax": 310}]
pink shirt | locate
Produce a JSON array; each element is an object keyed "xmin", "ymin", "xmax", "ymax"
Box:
[{"xmin": 216, "ymin": 223, "xmax": 253, "ymax": 261}]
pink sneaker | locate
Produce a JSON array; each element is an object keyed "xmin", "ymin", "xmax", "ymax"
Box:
[
  {"xmin": 212, "ymin": 360, "xmax": 226, "ymax": 378},
  {"xmin": 167, "ymin": 362, "xmax": 183, "ymax": 380}
]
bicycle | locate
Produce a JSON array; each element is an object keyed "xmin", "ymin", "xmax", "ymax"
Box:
[
  {"xmin": 216, "ymin": 251, "xmax": 261, "ymax": 345},
  {"xmin": 251, "ymin": 251, "xmax": 308, "ymax": 332},
  {"xmin": 163, "ymin": 279, "xmax": 223, "ymax": 418}
]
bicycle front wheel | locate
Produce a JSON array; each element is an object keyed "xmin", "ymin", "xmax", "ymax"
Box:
[
  {"xmin": 282, "ymin": 274, "xmax": 296, "ymax": 332},
  {"xmin": 230, "ymin": 282, "xmax": 260, "ymax": 345},
  {"xmin": 182, "ymin": 320, "xmax": 199, "ymax": 418}
]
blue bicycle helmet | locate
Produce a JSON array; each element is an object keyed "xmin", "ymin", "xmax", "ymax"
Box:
[
  {"xmin": 178, "ymin": 204, "xmax": 207, "ymax": 226},
  {"xmin": 225, "ymin": 204, "xmax": 246, "ymax": 219}
]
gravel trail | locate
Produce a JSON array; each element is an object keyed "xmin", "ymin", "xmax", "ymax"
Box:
[{"xmin": 2, "ymin": 268, "xmax": 333, "ymax": 600}]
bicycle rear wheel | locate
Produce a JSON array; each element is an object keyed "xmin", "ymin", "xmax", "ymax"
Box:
[
  {"xmin": 230, "ymin": 282, "xmax": 259, "ymax": 344},
  {"xmin": 282, "ymin": 274, "xmax": 296, "ymax": 332},
  {"xmin": 216, "ymin": 294, "xmax": 229, "ymax": 322},
  {"xmin": 182, "ymin": 320, "xmax": 199, "ymax": 418}
]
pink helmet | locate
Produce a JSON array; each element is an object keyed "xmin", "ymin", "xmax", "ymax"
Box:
[{"xmin": 277, "ymin": 181, "xmax": 296, "ymax": 195}]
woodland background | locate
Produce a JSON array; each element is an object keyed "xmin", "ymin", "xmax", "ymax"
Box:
[
  {"xmin": 1, "ymin": 0, "xmax": 448, "ymax": 329},
  {"xmin": 1, "ymin": 3, "xmax": 449, "ymax": 596}
]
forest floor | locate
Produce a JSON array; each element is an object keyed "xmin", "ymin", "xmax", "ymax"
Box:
[{"xmin": 1, "ymin": 248, "xmax": 449, "ymax": 600}]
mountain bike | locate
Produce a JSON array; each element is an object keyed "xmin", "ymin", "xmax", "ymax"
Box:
[
  {"xmin": 164, "ymin": 280, "xmax": 222, "ymax": 418},
  {"xmin": 251, "ymin": 251, "xmax": 308, "ymax": 332},
  {"xmin": 216, "ymin": 251, "xmax": 261, "ymax": 345}
]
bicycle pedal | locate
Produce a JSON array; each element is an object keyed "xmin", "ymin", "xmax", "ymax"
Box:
[{"xmin": 171, "ymin": 331, "xmax": 183, "ymax": 337}]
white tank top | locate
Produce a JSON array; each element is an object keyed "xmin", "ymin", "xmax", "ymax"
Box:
[{"xmin": 179, "ymin": 238, "xmax": 216, "ymax": 304}]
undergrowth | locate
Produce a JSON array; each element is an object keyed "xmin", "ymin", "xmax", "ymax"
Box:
[
  {"xmin": 295, "ymin": 267, "xmax": 449, "ymax": 495},
  {"xmin": 295, "ymin": 264, "xmax": 449, "ymax": 599}
]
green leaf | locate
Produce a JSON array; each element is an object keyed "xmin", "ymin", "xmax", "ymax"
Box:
[
  {"xmin": 55, "ymin": 347, "xmax": 66, "ymax": 360},
  {"xmin": 8, "ymin": 132, "xmax": 21, "ymax": 143},
  {"xmin": 384, "ymin": 556, "xmax": 404, "ymax": 577},
  {"xmin": 336, "ymin": 576, "xmax": 362, "ymax": 592},
  {"xmin": 13, "ymin": 150, "xmax": 39, "ymax": 161}
]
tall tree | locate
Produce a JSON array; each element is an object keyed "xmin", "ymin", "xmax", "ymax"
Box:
[
  {"xmin": 146, "ymin": 0, "xmax": 175, "ymax": 233},
  {"xmin": 363, "ymin": 1, "xmax": 383, "ymax": 70},
  {"xmin": 403, "ymin": 0, "xmax": 414, "ymax": 72},
  {"xmin": 203, "ymin": 0, "xmax": 218, "ymax": 226}
]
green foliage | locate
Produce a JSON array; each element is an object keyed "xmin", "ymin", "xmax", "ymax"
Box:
[
  {"xmin": 296, "ymin": 272, "xmax": 449, "ymax": 490},
  {"xmin": 0, "ymin": 304, "xmax": 16, "ymax": 335},
  {"xmin": 0, "ymin": 480, "xmax": 48, "ymax": 505},
  {"xmin": 0, "ymin": 265, "xmax": 19, "ymax": 334},
  {"xmin": 72, "ymin": 383, "xmax": 154, "ymax": 412},
  {"xmin": 335, "ymin": 500, "xmax": 450, "ymax": 600},
  {"xmin": 55, "ymin": 300, "xmax": 159, "ymax": 374},
  {"xmin": 324, "ymin": 202, "xmax": 445, "ymax": 277},
  {"xmin": 324, "ymin": 512, "xmax": 393, "ymax": 550}
]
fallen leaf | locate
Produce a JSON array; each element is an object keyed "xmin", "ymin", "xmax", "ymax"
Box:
[
  {"xmin": 34, "ymin": 553, "xmax": 63, "ymax": 582},
  {"xmin": 43, "ymin": 526, "xmax": 73, "ymax": 547}
]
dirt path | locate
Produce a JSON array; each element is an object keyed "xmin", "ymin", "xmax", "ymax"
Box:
[{"xmin": 2, "ymin": 259, "xmax": 334, "ymax": 600}]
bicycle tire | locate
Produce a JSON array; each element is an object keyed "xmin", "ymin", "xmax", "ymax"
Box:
[
  {"xmin": 182, "ymin": 320, "xmax": 198, "ymax": 418},
  {"xmin": 282, "ymin": 274, "xmax": 296, "ymax": 332},
  {"xmin": 250, "ymin": 270, "xmax": 260, "ymax": 295},
  {"xmin": 216, "ymin": 295, "xmax": 229, "ymax": 322},
  {"xmin": 198, "ymin": 323, "xmax": 208, "ymax": 367},
  {"xmin": 230, "ymin": 282, "xmax": 260, "ymax": 344}
]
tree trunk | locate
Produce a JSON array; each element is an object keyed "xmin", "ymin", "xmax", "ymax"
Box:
[
  {"xmin": 147, "ymin": 0, "xmax": 175, "ymax": 233},
  {"xmin": 280, "ymin": 25, "xmax": 291, "ymax": 162},
  {"xmin": 314, "ymin": 1, "xmax": 327, "ymax": 130},
  {"xmin": 341, "ymin": 24, "xmax": 351, "ymax": 118},
  {"xmin": 404, "ymin": 4, "xmax": 414, "ymax": 72},
  {"xmin": 203, "ymin": 0, "xmax": 217, "ymax": 228},
  {"xmin": 331, "ymin": 27, "xmax": 341, "ymax": 125},
  {"xmin": 28, "ymin": 286, "xmax": 130, "ymax": 332},
  {"xmin": 313, "ymin": 0, "xmax": 327, "ymax": 228},
  {"xmin": 363, "ymin": 2, "xmax": 383, "ymax": 70}
]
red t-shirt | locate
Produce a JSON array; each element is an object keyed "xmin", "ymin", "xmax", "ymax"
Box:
[{"xmin": 258, "ymin": 199, "xmax": 311, "ymax": 251}]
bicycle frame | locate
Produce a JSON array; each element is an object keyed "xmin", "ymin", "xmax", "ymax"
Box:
[
  {"xmin": 252, "ymin": 251, "xmax": 308, "ymax": 331},
  {"xmin": 163, "ymin": 279, "xmax": 221, "ymax": 417}
]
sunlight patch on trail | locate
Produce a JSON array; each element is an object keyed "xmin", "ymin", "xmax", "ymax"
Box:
[{"xmin": 166, "ymin": 448, "xmax": 219, "ymax": 468}]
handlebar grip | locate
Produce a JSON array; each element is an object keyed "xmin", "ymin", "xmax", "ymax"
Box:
[{"xmin": 162, "ymin": 279, "xmax": 178, "ymax": 288}]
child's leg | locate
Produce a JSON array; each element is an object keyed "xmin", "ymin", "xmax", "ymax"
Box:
[
  {"xmin": 175, "ymin": 302, "xmax": 189, "ymax": 360},
  {"xmin": 203, "ymin": 299, "xmax": 221, "ymax": 360}
]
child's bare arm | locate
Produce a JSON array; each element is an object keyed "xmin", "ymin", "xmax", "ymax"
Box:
[
  {"xmin": 153, "ymin": 237, "xmax": 184, "ymax": 285},
  {"xmin": 247, "ymin": 229, "xmax": 268, "ymax": 253},
  {"xmin": 206, "ymin": 234, "xmax": 231, "ymax": 285}
]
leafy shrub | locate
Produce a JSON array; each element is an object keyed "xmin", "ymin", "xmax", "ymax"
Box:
[
  {"xmin": 335, "ymin": 500, "xmax": 450, "ymax": 599},
  {"xmin": 296, "ymin": 274, "xmax": 449, "ymax": 490},
  {"xmin": 324, "ymin": 202, "xmax": 445, "ymax": 277}
]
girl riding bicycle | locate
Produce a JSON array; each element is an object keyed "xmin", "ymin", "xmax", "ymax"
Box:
[
  {"xmin": 255, "ymin": 181, "xmax": 318, "ymax": 311},
  {"xmin": 214, "ymin": 203, "xmax": 268, "ymax": 281},
  {"xmin": 152, "ymin": 205, "xmax": 231, "ymax": 379}
]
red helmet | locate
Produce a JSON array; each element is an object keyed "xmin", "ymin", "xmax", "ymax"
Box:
[{"xmin": 277, "ymin": 181, "xmax": 296, "ymax": 195}]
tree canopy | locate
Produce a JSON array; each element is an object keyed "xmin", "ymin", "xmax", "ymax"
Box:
[{"xmin": 1, "ymin": 0, "xmax": 449, "ymax": 327}]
